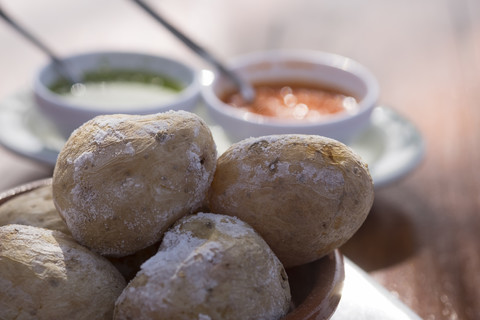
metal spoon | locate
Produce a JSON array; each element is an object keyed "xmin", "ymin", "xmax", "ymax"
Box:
[
  {"xmin": 130, "ymin": 0, "xmax": 256, "ymax": 103},
  {"xmin": 0, "ymin": 5, "xmax": 79, "ymax": 85}
]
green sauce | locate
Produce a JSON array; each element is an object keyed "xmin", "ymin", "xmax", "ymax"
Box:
[
  {"xmin": 48, "ymin": 69, "xmax": 186, "ymax": 110},
  {"xmin": 49, "ymin": 69, "xmax": 184, "ymax": 95}
]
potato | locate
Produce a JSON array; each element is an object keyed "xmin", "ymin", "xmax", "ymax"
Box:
[
  {"xmin": 114, "ymin": 212, "xmax": 291, "ymax": 320},
  {"xmin": 0, "ymin": 224, "xmax": 126, "ymax": 320},
  {"xmin": 0, "ymin": 184, "xmax": 158, "ymax": 281},
  {"xmin": 208, "ymin": 134, "xmax": 374, "ymax": 267},
  {"xmin": 52, "ymin": 111, "xmax": 217, "ymax": 256},
  {"xmin": 0, "ymin": 185, "xmax": 70, "ymax": 235}
]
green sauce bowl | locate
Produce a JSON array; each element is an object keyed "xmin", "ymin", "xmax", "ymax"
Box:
[{"xmin": 34, "ymin": 51, "xmax": 200, "ymax": 137}]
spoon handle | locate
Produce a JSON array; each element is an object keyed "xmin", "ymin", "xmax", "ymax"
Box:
[
  {"xmin": 130, "ymin": 0, "xmax": 255, "ymax": 102},
  {"xmin": 0, "ymin": 6, "xmax": 78, "ymax": 84}
]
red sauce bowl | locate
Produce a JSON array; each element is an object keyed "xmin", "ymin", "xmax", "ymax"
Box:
[{"xmin": 201, "ymin": 50, "xmax": 379, "ymax": 144}]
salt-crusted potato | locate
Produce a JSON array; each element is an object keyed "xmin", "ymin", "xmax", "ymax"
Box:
[
  {"xmin": 0, "ymin": 224, "xmax": 126, "ymax": 320},
  {"xmin": 0, "ymin": 184, "xmax": 154, "ymax": 281},
  {"xmin": 114, "ymin": 212, "xmax": 291, "ymax": 320},
  {"xmin": 0, "ymin": 185, "xmax": 70, "ymax": 235},
  {"xmin": 52, "ymin": 111, "xmax": 217, "ymax": 256},
  {"xmin": 208, "ymin": 134, "xmax": 374, "ymax": 268}
]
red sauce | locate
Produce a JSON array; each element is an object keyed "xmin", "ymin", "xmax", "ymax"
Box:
[{"xmin": 222, "ymin": 82, "xmax": 358, "ymax": 121}]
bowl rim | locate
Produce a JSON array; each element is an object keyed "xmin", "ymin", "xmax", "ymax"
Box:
[
  {"xmin": 33, "ymin": 50, "xmax": 200, "ymax": 113},
  {"xmin": 201, "ymin": 49, "xmax": 379, "ymax": 129},
  {"xmin": 283, "ymin": 249, "xmax": 345, "ymax": 320}
]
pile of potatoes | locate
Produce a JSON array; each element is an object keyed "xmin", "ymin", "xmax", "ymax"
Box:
[{"xmin": 0, "ymin": 110, "xmax": 374, "ymax": 320}]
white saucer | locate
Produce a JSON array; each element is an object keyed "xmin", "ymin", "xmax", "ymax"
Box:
[{"xmin": 0, "ymin": 91, "xmax": 424, "ymax": 188}]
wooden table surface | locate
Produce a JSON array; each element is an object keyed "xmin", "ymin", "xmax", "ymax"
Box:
[{"xmin": 1, "ymin": 1, "xmax": 479, "ymax": 319}]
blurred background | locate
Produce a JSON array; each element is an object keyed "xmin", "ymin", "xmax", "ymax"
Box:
[
  {"xmin": 2, "ymin": 0, "xmax": 478, "ymax": 189},
  {"xmin": 1, "ymin": 0, "xmax": 480, "ymax": 319},
  {"xmin": 2, "ymin": 0, "xmax": 478, "ymax": 105}
]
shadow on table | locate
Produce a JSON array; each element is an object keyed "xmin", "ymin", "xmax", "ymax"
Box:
[{"xmin": 340, "ymin": 197, "xmax": 417, "ymax": 272}]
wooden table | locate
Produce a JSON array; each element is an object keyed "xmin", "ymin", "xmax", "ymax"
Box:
[{"xmin": 1, "ymin": 0, "xmax": 479, "ymax": 319}]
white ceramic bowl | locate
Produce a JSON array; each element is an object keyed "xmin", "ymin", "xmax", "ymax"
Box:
[
  {"xmin": 34, "ymin": 51, "xmax": 200, "ymax": 137},
  {"xmin": 201, "ymin": 50, "xmax": 379, "ymax": 143}
]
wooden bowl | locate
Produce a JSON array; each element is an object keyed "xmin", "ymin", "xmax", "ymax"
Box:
[{"xmin": 0, "ymin": 179, "xmax": 345, "ymax": 320}]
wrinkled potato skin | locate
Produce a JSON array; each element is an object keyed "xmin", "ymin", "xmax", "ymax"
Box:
[
  {"xmin": 208, "ymin": 134, "xmax": 374, "ymax": 267},
  {"xmin": 52, "ymin": 111, "xmax": 217, "ymax": 257},
  {"xmin": 0, "ymin": 224, "xmax": 126, "ymax": 320},
  {"xmin": 114, "ymin": 213, "xmax": 291, "ymax": 320},
  {"xmin": 0, "ymin": 184, "xmax": 157, "ymax": 281},
  {"xmin": 0, "ymin": 185, "xmax": 70, "ymax": 235}
]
